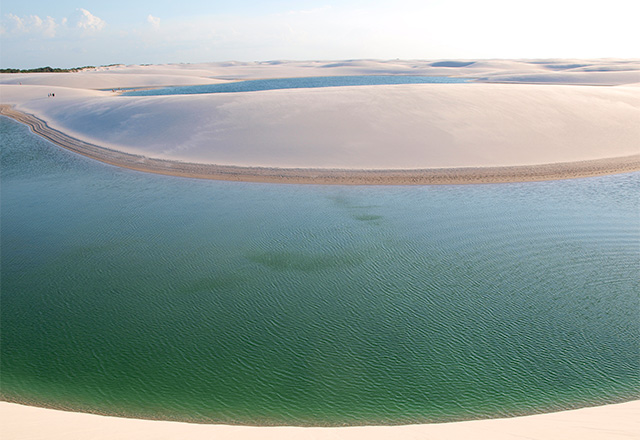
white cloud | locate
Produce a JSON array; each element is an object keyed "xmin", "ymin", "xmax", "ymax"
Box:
[
  {"xmin": 2, "ymin": 10, "xmax": 105, "ymax": 38},
  {"xmin": 76, "ymin": 8, "xmax": 105, "ymax": 31},
  {"xmin": 38, "ymin": 16, "xmax": 58, "ymax": 38},
  {"xmin": 147, "ymin": 14, "xmax": 160, "ymax": 29},
  {"xmin": 3, "ymin": 13, "xmax": 58, "ymax": 37},
  {"xmin": 6, "ymin": 13, "xmax": 25, "ymax": 31}
]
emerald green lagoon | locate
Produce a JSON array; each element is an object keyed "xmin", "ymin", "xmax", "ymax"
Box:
[{"xmin": 1, "ymin": 117, "xmax": 638, "ymax": 425}]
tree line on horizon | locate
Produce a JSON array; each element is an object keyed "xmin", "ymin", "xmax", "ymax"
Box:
[{"xmin": 0, "ymin": 65, "xmax": 125, "ymax": 73}]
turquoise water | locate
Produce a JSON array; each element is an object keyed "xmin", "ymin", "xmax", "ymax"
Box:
[
  {"xmin": 1, "ymin": 117, "xmax": 639, "ymax": 425},
  {"xmin": 122, "ymin": 75, "xmax": 469, "ymax": 96}
]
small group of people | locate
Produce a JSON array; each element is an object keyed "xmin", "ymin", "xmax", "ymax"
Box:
[{"xmin": 47, "ymin": 93, "xmax": 55, "ymax": 97}]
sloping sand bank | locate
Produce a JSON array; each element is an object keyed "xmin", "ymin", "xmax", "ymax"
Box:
[
  {"xmin": 3, "ymin": 83, "xmax": 640, "ymax": 170},
  {"xmin": 2, "ymin": 97, "xmax": 639, "ymax": 185},
  {"xmin": 2, "ymin": 400, "xmax": 638, "ymax": 440}
]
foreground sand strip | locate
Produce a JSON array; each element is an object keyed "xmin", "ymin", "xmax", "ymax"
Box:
[
  {"xmin": 1, "ymin": 401, "xmax": 639, "ymax": 440},
  {"xmin": 2, "ymin": 104, "xmax": 639, "ymax": 185}
]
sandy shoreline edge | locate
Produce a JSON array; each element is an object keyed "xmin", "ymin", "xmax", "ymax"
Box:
[
  {"xmin": 3, "ymin": 104, "xmax": 639, "ymax": 185},
  {"xmin": 2, "ymin": 400, "xmax": 639, "ymax": 439}
]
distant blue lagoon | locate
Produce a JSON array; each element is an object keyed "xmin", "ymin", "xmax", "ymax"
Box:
[
  {"xmin": 1, "ymin": 117, "xmax": 638, "ymax": 426},
  {"xmin": 122, "ymin": 75, "xmax": 469, "ymax": 96}
]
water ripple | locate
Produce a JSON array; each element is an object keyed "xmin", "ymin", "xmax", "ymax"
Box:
[{"xmin": 1, "ymin": 117, "xmax": 639, "ymax": 425}]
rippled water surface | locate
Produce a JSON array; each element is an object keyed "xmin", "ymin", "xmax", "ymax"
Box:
[
  {"xmin": 1, "ymin": 117, "xmax": 638, "ymax": 425},
  {"xmin": 122, "ymin": 75, "xmax": 469, "ymax": 96}
]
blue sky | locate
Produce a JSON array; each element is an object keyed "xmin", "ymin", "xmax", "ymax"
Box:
[{"xmin": 1, "ymin": 0, "xmax": 638, "ymax": 68}]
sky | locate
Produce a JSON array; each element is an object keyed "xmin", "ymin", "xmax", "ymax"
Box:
[{"xmin": 1, "ymin": 0, "xmax": 638, "ymax": 68}]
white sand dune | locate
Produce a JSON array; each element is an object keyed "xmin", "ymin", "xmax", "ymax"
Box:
[
  {"xmin": 1, "ymin": 81, "xmax": 638, "ymax": 170},
  {"xmin": 474, "ymin": 71, "xmax": 640, "ymax": 85},
  {"xmin": 1, "ymin": 401, "xmax": 638, "ymax": 440},
  {"xmin": 4, "ymin": 58, "xmax": 638, "ymax": 84},
  {"xmin": 1, "ymin": 58, "xmax": 638, "ymax": 183},
  {"xmin": 0, "ymin": 72, "xmax": 227, "ymax": 89}
]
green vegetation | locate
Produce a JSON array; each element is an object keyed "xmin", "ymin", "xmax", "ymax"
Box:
[{"xmin": 0, "ymin": 66, "xmax": 97, "ymax": 73}]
